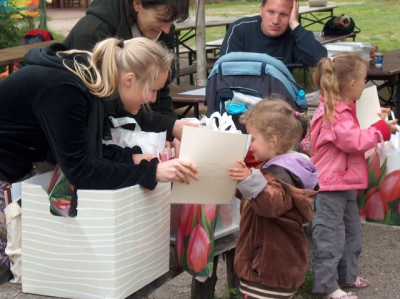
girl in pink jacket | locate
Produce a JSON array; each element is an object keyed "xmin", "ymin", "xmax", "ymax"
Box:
[{"xmin": 302, "ymin": 53, "xmax": 398, "ymax": 299}]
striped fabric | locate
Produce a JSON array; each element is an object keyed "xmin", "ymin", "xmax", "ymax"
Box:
[{"xmin": 239, "ymin": 279, "xmax": 297, "ymax": 299}]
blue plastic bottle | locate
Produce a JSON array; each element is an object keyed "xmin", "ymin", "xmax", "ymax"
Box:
[{"xmin": 297, "ymin": 89, "xmax": 307, "ymax": 109}]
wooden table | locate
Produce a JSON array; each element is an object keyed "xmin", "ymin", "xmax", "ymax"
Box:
[
  {"xmin": 366, "ymin": 49, "xmax": 400, "ymax": 119},
  {"xmin": 0, "ymin": 39, "xmax": 64, "ymax": 74},
  {"xmin": 170, "ymin": 85, "xmax": 206, "ymax": 119},
  {"xmin": 0, "ymin": 232, "xmax": 239, "ymax": 299},
  {"xmin": 174, "ymin": 17, "xmax": 239, "ymax": 84},
  {"xmin": 174, "ymin": 17, "xmax": 239, "ymax": 54},
  {"xmin": 299, "ymin": 4, "xmax": 338, "ymax": 28},
  {"xmin": 205, "ymin": 32, "xmax": 357, "ymax": 51},
  {"xmin": 314, "ymin": 32, "xmax": 357, "ymax": 43},
  {"xmin": 175, "ymin": 4, "xmax": 338, "ymax": 58}
]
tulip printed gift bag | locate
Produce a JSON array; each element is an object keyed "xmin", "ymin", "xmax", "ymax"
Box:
[
  {"xmin": 173, "ymin": 112, "xmax": 247, "ymax": 278},
  {"xmin": 357, "ymin": 133, "xmax": 400, "ymax": 225},
  {"xmin": 175, "ymin": 204, "xmax": 218, "ymax": 277}
]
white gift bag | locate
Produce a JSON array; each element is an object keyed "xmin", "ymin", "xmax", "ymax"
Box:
[{"xmin": 103, "ymin": 116, "xmax": 166, "ymax": 157}]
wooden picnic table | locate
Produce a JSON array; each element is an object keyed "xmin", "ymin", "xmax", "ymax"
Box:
[
  {"xmin": 0, "ymin": 232, "xmax": 239, "ymax": 299},
  {"xmin": 366, "ymin": 48, "xmax": 400, "ymax": 119},
  {"xmin": 0, "ymin": 39, "xmax": 64, "ymax": 74},
  {"xmin": 171, "ymin": 85, "xmax": 207, "ymax": 119},
  {"xmin": 298, "ymin": 4, "xmax": 338, "ymax": 28}
]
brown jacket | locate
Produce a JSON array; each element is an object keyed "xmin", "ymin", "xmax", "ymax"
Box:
[{"xmin": 234, "ymin": 169, "xmax": 318, "ymax": 290}]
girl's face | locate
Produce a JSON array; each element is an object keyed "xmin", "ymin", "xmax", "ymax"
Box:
[
  {"xmin": 246, "ymin": 124, "xmax": 278, "ymax": 162},
  {"xmin": 118, "ymin": 70, "xmax": 168, "ymax": 115},
  {"xmin": 134, "ymin": 2, "xmax": 173, "ymax": 39},
  {"xmin": 349, "ymin": 63, "xmax": 367, "ymax": 102}
]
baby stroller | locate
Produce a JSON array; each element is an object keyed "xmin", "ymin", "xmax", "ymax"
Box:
[{"xmin": 205, "ymin": 52, "xmax": 306, "ymax": 133}]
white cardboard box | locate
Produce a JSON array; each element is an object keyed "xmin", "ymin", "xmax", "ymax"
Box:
[
  {"xmin": 308, "ymin": 0, "xmax": 327, "ymax": 7},
  {"xmin": 21, "ymin": 172, "xmax": 171, "ymax": 299},
  {"xmin": 334, "ymin": 41, "xmax": 372, "ymax": 61},
  {"xmin": 324, "ymin": 43, "xmax": 363, "ymax": 57}
]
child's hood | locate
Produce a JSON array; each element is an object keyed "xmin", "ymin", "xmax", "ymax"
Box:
[
  {"xmin": 24, "ymin": 43, "xmax": 85, "ymax": 72},
  {"xmin": 262, "ymin": 153, "xmax": 318, "ymax": 222},
  {"xmin": 262, "ymin": 153, "xmax": 318, "ymax": 190}
]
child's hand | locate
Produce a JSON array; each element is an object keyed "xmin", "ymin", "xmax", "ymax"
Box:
[
  {"xmin": 228, "ymin": 160, "xmax": 251, "ymax": 182},
  {"xmin": 378, "ymin": 107, "xmax": 391, "ymax": 120},
  {"xmin": 386, "ymin": 119, "xmax": 399, "ymax": 133}
]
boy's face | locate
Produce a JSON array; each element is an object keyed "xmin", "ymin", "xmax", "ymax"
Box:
[{"xmin": 259, "ymin": 0, "xmax": 292, "ymax": 37}]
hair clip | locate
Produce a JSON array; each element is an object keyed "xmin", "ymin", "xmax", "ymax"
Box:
[
  {"xmin": 294, "ymin": 111, "xmax": 300, "ymax": 118},
  {"xmin": 117, "ymin": 39, "xmax": 124, "ymax": 49},
  {"xmin": 329, "ymin": 56, "xmax": 334, "ymax": 62}
]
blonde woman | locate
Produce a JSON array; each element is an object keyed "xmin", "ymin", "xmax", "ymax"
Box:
[{"xmin": 0, "ymin": 37, "xmax": 198, "ymax": 190}]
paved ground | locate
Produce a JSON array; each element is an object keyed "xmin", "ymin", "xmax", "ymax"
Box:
[{"xmin": 47, "ymin": 7, "xmax": 85, "ymax": 37}]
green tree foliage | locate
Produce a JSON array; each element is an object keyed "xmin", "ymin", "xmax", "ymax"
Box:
[{"xmin": 0, "ymin": 2, "xmax": 35, "ymax": 50}]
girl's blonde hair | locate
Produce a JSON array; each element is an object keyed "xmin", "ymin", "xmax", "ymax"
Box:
[
  {"xmin": 313, "ymin": 52, "xmax": 367, "ymax": 122},
  {"xmin": 57, "ymin": 37, "xmax": 174, "ymax": 99},
  {"xmin": 239, "ymin": 95, "xmax": 309, "ymax": 154}
]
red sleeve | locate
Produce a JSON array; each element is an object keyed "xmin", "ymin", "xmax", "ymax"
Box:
[{"xmin": 371, "ymin": 119, "xmax": 391, "ymax": 141}]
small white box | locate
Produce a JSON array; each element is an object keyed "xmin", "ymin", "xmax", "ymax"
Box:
[
  {"xmin": 324, "ymin": 43, "xmax": 363, "ymax": 58},
  {"xmin": 22, "ymin": 172, "xmax": 171, "ymax": 299},
  {"xmin": 334, "ymin": 41, "xmax": 372, "ymax": 61},
  {"xmin": 308, "ymin": 0, "xmax": 327, "ymax": 7}
]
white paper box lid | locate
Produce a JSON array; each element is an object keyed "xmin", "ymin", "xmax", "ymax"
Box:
[
  {"xmin": 308, "ymin": 0, "xmax": 327, "ymax": 7},
  {"xmin": 324, "ymin": 43, "xmax": 362, "ymax": 52},
  {"xmin": 334, "ymin": 41, "xmax": 372, "ymax": 49}
]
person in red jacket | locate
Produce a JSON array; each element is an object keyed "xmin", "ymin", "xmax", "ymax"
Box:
[{"xmin": 302, "ymin": 53, "xmax": 398, "ymax": 299}]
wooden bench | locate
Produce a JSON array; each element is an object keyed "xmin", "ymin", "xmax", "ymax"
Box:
[
  {"xmin": 0, "ymin": 39, "xmax": 64, "ymax": 75},
  {"xmin": 176, "ymin": 45, "xmax": 220, "ymax": 85},
  {"xmin": 170, "ymin": 85, "xmax": 207, "ymax": 119},
  {"xmin": 175, "ymin": 60, "xmax": 216, "ymax": 86}
]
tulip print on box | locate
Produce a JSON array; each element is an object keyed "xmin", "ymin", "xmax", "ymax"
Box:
[
  {"xmin": 357, "ymin": 141, "xmax": 400, "ymax": 226},
  {"xmin": 175, "ymin": 204, "xmax": 218, "ymax": 277}
]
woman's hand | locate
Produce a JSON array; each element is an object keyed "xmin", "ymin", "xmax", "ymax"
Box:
[
  {"xmin": 172, "ymin": 120, "xmax": 201, "ymax": 141},
  {"xmin": 228, "ymin": 160, "xmax": 251, "ymax": 182},
  {"xmin": 156, "ymin": 159, "xmax": 198, "ymax": 184},
  {"xmin": 133, "ymin": 154, "xmax": 157, "ymax": 164},
  {"xmin": 164, "ymin": 138, "xmax": 181, "ymax": 159}
]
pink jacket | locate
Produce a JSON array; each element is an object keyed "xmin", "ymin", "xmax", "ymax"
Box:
[{"xmin": 302, "ymin": 96, "xmax": 391, "ymax": 191}]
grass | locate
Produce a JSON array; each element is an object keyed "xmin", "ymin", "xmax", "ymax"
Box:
[{"xmin": 296, "ymin": 270, "xmax": 324, "ymax": 299}]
